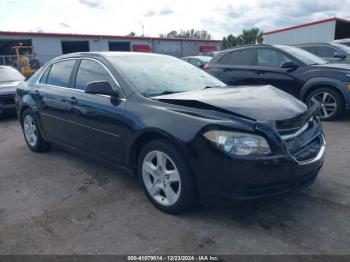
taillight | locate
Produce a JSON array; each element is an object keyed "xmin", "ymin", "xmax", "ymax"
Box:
[{"xmin": 203, "ymin": 64, "xmax": 209, "ymax": 72}]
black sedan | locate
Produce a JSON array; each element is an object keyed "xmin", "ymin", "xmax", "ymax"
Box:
[
  {"xmin": 0, "ymin": 66, "xmax": 25, "ymax": 116},
  {"xmin": 16, "ymin": 52, "xmax": 325, "ymax": 213}
]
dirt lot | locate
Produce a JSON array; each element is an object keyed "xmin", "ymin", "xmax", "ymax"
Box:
[{"xmin": 0, "ymin": 114, "xmax": 350, "ymax": 255}]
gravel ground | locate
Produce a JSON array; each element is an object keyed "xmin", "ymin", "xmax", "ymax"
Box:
[{"xmin": 0, "ymin": 114, "xmax": 349, "ymax": 255}]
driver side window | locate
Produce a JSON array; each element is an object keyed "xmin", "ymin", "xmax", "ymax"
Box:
[
  {"xmin": 257, "ymin": 49, "xmax": 291, "ymax": 67},
  {"xmin": 75, "ymin": 59, "xmax": 115, "ymax": 91}
]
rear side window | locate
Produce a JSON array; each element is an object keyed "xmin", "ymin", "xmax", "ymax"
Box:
[
  {"xmin": 318, "ymin": 46, "xmax": 337, "ymax": 58},
  {"xmin": 220, "ymin": 49, "xmax": 254, "ymax": 66},
  {"xmin": 257, "ymin": 49, "xmax": 291, "ymax": 67},
  {"xmin": 74, "ymin": 59, "xmax": 114, "ymax": 91},
  {"xmin": 46, "ymin": 60, "xmax": 76, "ymax": 88}
]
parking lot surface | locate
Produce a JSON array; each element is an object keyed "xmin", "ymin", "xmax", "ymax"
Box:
[{"xmin": 0, "ymin": 115, "xmax": 350, "ymax": 255}]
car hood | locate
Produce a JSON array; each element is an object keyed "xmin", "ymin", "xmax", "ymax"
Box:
[
  {"xmin": 0, "ymin": 81, "xmax": 22, "ymax": 95},
  {"xmin": 314, "ymin": 63, "xmax": 350, "ymax": 71},
  {"xmin": 154, "ymin": 85, "xmax": 307, "ymax": 121}
]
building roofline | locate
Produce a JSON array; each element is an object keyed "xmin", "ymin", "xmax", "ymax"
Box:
[
  {"xmin": 0, "ymin": 30, "xmax": 222, "ymax": 43},
  {"xmin": 263, "ymin": 17, "xmax": 350, "ymax": 36}
]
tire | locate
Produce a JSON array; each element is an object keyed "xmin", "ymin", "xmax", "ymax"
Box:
[
  {"xmin": 21, "ymin": 109, "xmax": 51, "ymax": 152},
  {"xmin": 138, "ymin": 139, "xmax": 197, "ymax": 214},
  {"xmin": 306, "ymin": 88, "xmax": 344, "ymax": 121}
]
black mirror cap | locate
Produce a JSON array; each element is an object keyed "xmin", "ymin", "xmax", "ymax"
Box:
[
  {"xmin": 85, "ymin": 81, "xmax": 119, "ymax": 97},
  {"xmin": 280, "ymin": 60, "xmax": 298, "ymax": 69},
  {"xmin": 333, "ymin": 52, "xmax": 346, "ymax": 59}
]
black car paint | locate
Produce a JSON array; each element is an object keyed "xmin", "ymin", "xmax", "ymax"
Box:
[
  {"xmin": 16, "ymin": 52, "xmax": 325, "ymax": 202},
  {"xmin": 208, "ymin": 45, "xmax": 350, "ymax": 110}
]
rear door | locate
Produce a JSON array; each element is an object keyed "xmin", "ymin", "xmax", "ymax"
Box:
[
  {"xmin": 208, "ymin": 49, "xmax": 259, "ymax": 86},
  {"xmin": 253, "ymin": 48, "xmax": 302, "ymax": 96},
  {"xmin": 35, "ymin": 59, "xmax": 76, "ymax": 144},
  {"xmin": 64, "ymin": 58, "xmax": 127, "ymax": 165}
]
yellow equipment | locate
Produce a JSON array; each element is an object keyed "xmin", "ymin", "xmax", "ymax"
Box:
[{"xmin": 11, "ymin": 45, "xmax": 40, "ymax": 78}]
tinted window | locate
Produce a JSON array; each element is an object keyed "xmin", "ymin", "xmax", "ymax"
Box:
[
  {"xmin": 257, "ymin": 49, "xmax": 291, "ymax": 67},
  {"xmin": 318, "ymin": 46, "xmax": 337, "ymax": 57},
  {"xmin": 220, "ymin": 49, "xmax": 254, "ymax": 65},
  {"xmin": 39, "ymin": 66, "xmax": 51, "ymax": 84},
  {"xmin": 47, "ymin": 60, "xmax": 76, "ymax": 87},
  {"xmin": 75, "ymin": 59, "xmax": 114, "ymax": 91}
]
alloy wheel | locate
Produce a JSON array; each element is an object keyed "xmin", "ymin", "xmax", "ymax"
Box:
[
  {"xmin": 309, "ymin": 91, "xmax": 337, "ymax": 119},
  {"xmin": 142, "ymin": 150, "xmax": 181, "ymax": 206},
  {"xmin": 23, "ymin": 115, "xmax": 38, "ymax": 147}
]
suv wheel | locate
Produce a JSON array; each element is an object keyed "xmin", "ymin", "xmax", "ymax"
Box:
[
  {"xmin": 138, "ymin": 139, "xmax": 197, "ymax": 214},
  {"xmin": 306, "ymin": 88, "xmax": 344, "ymax": 121},
  {"xmin": 22, "ymin": 109, "xmax": 51, "ymax": 152}
]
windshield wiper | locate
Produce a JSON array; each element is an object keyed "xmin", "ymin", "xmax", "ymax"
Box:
[{"xmin": 147, "ymin": 90, "xmax": 182, "ymax": 97}]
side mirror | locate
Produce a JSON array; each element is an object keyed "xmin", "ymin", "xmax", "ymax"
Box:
[
  {"xmin": 280, "ymin": 60, "xmax": 298, "ymax": 69},
  {"xmin": 333, "ymin": 52, "xmax": 346, "ymax": 59},
  {"xmin": 85, "ymin": 81, "xmax": 119, "ymax": 97}
]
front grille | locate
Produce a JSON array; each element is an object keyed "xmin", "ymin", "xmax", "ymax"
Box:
[
  {"xmin": 291, "ymin": 136, "xmax": 322, "ymax": 162},
  {"xmin": 276, "ymin": 106, "xmax": 318, "ymax": 137},
  {"xmin": 0, "ymin": 95, "xmax": 15, "ymax": 105}
]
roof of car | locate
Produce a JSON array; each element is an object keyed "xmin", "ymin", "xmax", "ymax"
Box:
[
  {"xmin": 51, "ymin": 51, "xmax": 173, "ymax": 61},
  {"xmin": 294, "ymin": 42, "xmax": 334, "ymax": 46},
  {"xmin": 181, "ymin": 56, "xmax": 211, "ymax": 59}
]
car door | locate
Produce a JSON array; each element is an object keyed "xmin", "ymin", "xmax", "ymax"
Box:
[
  {"xmin": 209, "ymin": 49, "xmax": 259, "ymax": 86},
  {"xmin": 253, "ymin": 48, "xmax": 302, "ymax": 97},
  {"xmin": 64, "ymin": 58, "xmax": 127, "ymax": 165},
  {"xmin": 34, "ymin": 59, "xmax": 76, "ymax": 145}
]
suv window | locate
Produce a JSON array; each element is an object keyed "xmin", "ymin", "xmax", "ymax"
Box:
[
  {"xmin": 318, "ymin": 46, "xmax": 337, "ymax": 58},
  {"xmin": 220, "ymin": 49, "xmax": 254, "ymax": 65},
  {"xmin": 46, "ymin": 60, "xmax": 76, "ymax": 87},
  {"xmin": 257, "ymin": 49, "xmax": 290, "ymax": 67},
  {"xmin": 75, "ymin": 59, "xmax": 115, "ymax": 91}
]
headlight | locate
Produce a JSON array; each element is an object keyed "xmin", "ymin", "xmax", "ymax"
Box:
[{"xmin": 203, "ymin": 130, "xmax": 271, "ymax": 156}]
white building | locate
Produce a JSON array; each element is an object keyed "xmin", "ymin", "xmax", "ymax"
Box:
[
  {"xmin": 264, "ymin": 17, "xmax": 350, "ymax": 45},
  {"xmin": 0, "ymin": 31, "xmax": 221, "ymax": 65}
]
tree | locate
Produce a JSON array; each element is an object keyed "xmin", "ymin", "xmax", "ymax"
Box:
[
  {"xmin": 160, "ymin": 29, "xmax": 212, "ymax": 40},
  {"xmin": 222, "ymin": 28, "xmax": 264, "ymax": 49},
  {"xmin": 127, "ymin": 32, "xmax": 136, "ymax": 37},
  {"xmin": 238, "ymin": 28, "xmax": 264, "ymax": 45}
]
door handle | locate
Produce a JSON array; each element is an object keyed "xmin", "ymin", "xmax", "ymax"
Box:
[
  {"xmin": 67, "ymin": 97, "xmax": 78, "ymax": 105},
  {"xmin": 32, "ymin": 90, "xmax": 41, "ymax": 97}
]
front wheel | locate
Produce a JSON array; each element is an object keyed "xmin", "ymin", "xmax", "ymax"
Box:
[
  {"xmin": 21, "ymin": 109, "xmax": 51, "ymax": 152},
  {"xmin": 138, "ymin": 139, "xmax": 197, "ymax": 214},
  {"xmin": 306, "ymin": 88, "xmax": 344, "ymax": 121}
]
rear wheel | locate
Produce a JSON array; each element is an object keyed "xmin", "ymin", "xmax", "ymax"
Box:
[
  {"xmin": 21, "ymin": 109, "xmax": 51, "ymax": 152},
  {"xmin": 306, "ymin": 88, "xmax": 344, "ymax": 121},
  {"xmin": 138, "ymin": 139, "xmax": 197, "ymax": 213}
]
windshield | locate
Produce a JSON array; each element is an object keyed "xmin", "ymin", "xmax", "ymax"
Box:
[
  {"xmin": 109, "ymin": 55, "xmax": 225, "ymax": 97},
  {"xmin": 0, "ymin": 67, "xmax": 25, "ymax": 82},
  {"xmin": 277, "ymin": 45, "xmax": 328, "ymax": 65},
  {"xmin": 332, "ymin": 43, "xmax": 350, "ymax": 55}
]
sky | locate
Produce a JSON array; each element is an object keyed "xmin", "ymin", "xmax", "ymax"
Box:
[{"xmin": 1, "ymin": 0, "xmax": 350, "ymax": 39}]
